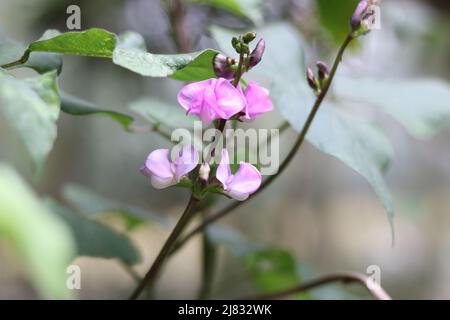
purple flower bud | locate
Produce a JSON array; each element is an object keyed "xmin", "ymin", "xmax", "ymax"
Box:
[
  {"xmin": 213, "ymin": 54, "xmax": 236, "ymax": 80},
  {"xmin": 316, "ymin": 60, "xmax": 330, "ymax": 80},
  {"xmin": 306, "ymin": 67, "xmax": 317, "ymax": 90},
  {"xmin": 351, "ymin": 0, "xmax": 369, "ymax": 30},
  {"xmin": 249, "ymin": 38, "xmax": 265, "ymax": 68}
]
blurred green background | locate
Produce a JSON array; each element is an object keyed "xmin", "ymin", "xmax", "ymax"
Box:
[{"xmin": 0, "ymin": 0, "xmax": 450, "ymax": 299}]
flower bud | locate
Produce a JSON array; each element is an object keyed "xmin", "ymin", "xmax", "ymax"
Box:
[
  {"xmin": 199, "ymin": 163, "xmax": 210, "ymax": 182},
  {"xmin": 306, "ymin": 67, "xmax": 318, "ymax": 91},
  {"xmin": 249, "ymin": 39, "xmax": 265, "ymax": 68},
  {"xmin": 213, "ymin": 54, "xmax": 237, "ymax": 79},
  {"xmin": 316, "ymin": 60, "xmax": 330, "ymax": 81},
  {"xmin": 351, "ymin": 0, "xmax": 369, "ymax": 30},
  {"xmin": 351, "ymin": 0, "xmax": 377, "ymax": 37},
  {"xmin": 231, "ymin": 37, "xmax": 240, "ymax": 50},
  {"xmin": 242, "ymin": 31, "xmax": 257, "ymax": 44}
]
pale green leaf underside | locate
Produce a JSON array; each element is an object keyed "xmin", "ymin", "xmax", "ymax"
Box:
[
  {"xmin": 0, "ymin": 165, "xmax": 75, "ymax": 299},
  {"xmin": 334, "ymin": 77, "xmax": 450, "ymax": 139},
  {"xmin": 0, "ymin": 70, "xmax": 60, "ymax": 171},
  {"xmin": 130, "ymin": 97, "xmax": 197, "ymax": 130}
]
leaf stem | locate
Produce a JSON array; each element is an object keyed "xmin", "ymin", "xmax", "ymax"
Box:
[
  {"xmin": 128, "ymin": 195, "xmax": 199, "ymax": 300},
  {"xmin": 170, "ymin": 33, "xmax": 355, "ymax": 254},
  {"xmin": 243, "ymin": 271, "xmax": 392, "ymax": 300}
]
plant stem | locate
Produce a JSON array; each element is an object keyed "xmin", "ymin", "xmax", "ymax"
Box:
[
  {"xmin": 243, "ymin": 271, "xmax": 392, "ymax": 300},
  {"xmin": 198, "ymin": 211, "xmax": 217, "ymax": 299},
  {"xmin": 169, "ymin": 0, "xmax": 191, "ymax": 52},
  {"xmin": 170, "ymin": 33, "xmax": 355, "ymax": 255},
  {"xmin": 128, "ymin": 195, "xmax": 199, "ymax": 300}
]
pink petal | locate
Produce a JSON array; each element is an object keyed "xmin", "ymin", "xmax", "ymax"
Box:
[
  {"xmin": 226, "ymin": 162, "xmax": 262, "ymax": 200},
  {"xmin": 200, "ymin": 82, "xmax": 219, "ymax": 125},
  {"xmin": 145, "ymin": 149, "xmax": 174, "ymax": 179},
  {"xmin": 243, "ymin": 81, "xmax": 273, "ymax": 120},
  {"xmin": 173, "ymin": 144, "xmax": 199, "ymax": 181},
  {"xmin": 214, "ymin": 78, "xmax": 246, "ymax": 119},
  {"xmin": 177, "ymin": 79, "xmax": 212, "ymax": 115},
  {"xmin": 216, "ymin": 149, "xmax": 232, "ymax": 188},
  {"xmin": 151, "ymin": 175, "xmax": 176, "ymax": 189}
]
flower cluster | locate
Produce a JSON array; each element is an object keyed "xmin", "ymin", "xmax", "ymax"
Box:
[
  {"xmin": 140, "ymin": 32, "xmax": 271, "ymax": 201},
  {"xmin": 177, "ymin": 78, "xmax": 272, "ymax": 125},
  {"xmin": 141, "ymin": 145, "xmax": 261, "ymax": 201}
]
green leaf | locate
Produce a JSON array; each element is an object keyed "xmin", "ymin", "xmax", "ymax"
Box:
[
  {"xmin": 0, "ymin": 70, "xmax": 60, "ymax": 171},
  {"xmin": 211, "ymin": 23, "xmax": 395, "ymax": 233},
  {"xmin": 0, "ymin": 29, "xmax": 62, "ymax": 74},
  {"xmin": 46, "ymin": 199, "xmax": 141, "ymax": 265},
  {"xmin": 316, "ymin": 0, "xmax": 360, "ymax": 44},
  {"xmin": 130, "ymin": 97, "xmax": 196, "ymax": 130},
  {"xmin": 25, "ymin": 28, "xmax": 116, "ymax": 58},
  {"xmin": 113, "ymin": 31, "xmax": 218, "ymax": 80},
  {"xmin": 6, "ymin": 29, "xmax": 218, "ymax": 81},
  {"xmin": 188, "ymin": 0, "xmax": 263, "ymax": 24},
  {"xmin": 334, "ymin": 77, "xmax": 450, "ymax": 139},
  {"xmin": 245, "ymin": 249, "xmax": 300, "ymax": 294},
  {"xmin": 61, "ymin": 93, "xmax": 134, "ymax": 131},
  {"xmin": 0, "ymin": 165, "xmax": 75, "ymax": 299},
  {"xmin": 62, "ymin": 183, "xmax": 169, "ymax": 228}
]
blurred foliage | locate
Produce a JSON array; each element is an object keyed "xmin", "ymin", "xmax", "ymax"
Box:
[
  {"xmin": 316, "ymin": 0, "xmax": 360, "ymax": 43},
  {"xmin": 0, "ymin": 165, "xmax": 75, "ymax": 299}
]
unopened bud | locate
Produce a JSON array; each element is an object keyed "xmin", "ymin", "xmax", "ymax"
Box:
[
  {"xmin": 213, "ymin": 54, "xmax": 237, "ymax": 79},
  {"xmin": 316, "ymin": 60, "xmax": 330, "ymax": 81},
  {"xmin": 306, "ymin": 68, "xmax": 317, "ymax": 91},
  {"xmin": 351, "ymin": 0, "xmax": 377, "ymax": 37},
  {"xmin": 242, "ymin": 31, "xmax": 257, "ymax": 44},
  {"xmin": 231, "ymin": 37, "xmax": 240, "ymax": 50},
  {"xmin": 351, "ymin": 0, "xmax": 369, "ymax": 30},
  {"xmin": 249, "ymin": 38, "xmax": 266, "ymax": 68},
  {"xmin": 199, "ymin": 163, "xmax": 210, "ymax": 182}
]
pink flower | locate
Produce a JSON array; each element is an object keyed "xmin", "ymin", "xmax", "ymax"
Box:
[
  {"xmin": 140, "ymin": 145, "xmax": 199, "ymax": 189},
  {"xmin": 240, "ymin": 81, "xmax": 273, "ymax": 121},
  {"xmin": 178, "ymin": 78, "xmax": 245, "ymax": 125},
  {"xmin": 216, "ymin": 149, "xmax": 262, "ymax": 201}
]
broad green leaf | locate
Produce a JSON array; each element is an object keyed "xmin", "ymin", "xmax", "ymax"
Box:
[
  {"xmin": 61, "ymin": 93, "xmax": 134, "ymax": 131},
  {"xmin": 0, "ymin": 70, "xmax": 60, "ymax": 171},
  {"xmin": 245, "ymin": 249, "xmax": 300, "ymax": 294},
  {"xmin": 46, "ymin": 199, "xmax": 141, "ymax": 265},
  {"xmin": 7, "ymin": 29, "xmax": 218, "ymax": 81},
  {"xmin": 211, "ymin": 23, "xmax": 395, "ymax": 234},
  {"xmin": 334, "ymin": 77, "xmax": 450, "ymax": 139},
  {"xmin": 62, "ymin": 183, "xmax": 169, "ymax": 228},
  {"xmin": 189, "ymin": 0, "xmax": 263, "ymax": 24},
  {"xmin": 24, "ymin": 28, "xmax": 116, "ymax": 58},
  {"xmin": 316, "ymin": 0, "xmax": 359, "ymax": 44},
  {"xmin": 130, "ymin": 97, "xmax": 196, "ymax": 130},
  {"xmin": 113, "ymin": 31, "xmax": 218, "ymax": 80},
  {"xmin": 0, "ymin": 165, "xmax": 75, "ymax": 299},
  {"xmin": 0, "ymin": 29, "xmax": 62, "ymax": 74}
]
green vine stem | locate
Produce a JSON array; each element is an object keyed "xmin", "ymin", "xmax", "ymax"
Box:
[
  {"xmin": 170, "ymin": 33, "xmax": 355, "ymax": 255},
  {"xmin": 128, "ymin": 195, "xmax": 199, "ymax": 300},
  {"xmin": 243, "ymin": 271, "xmax": 392, "ymax": 300}
]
